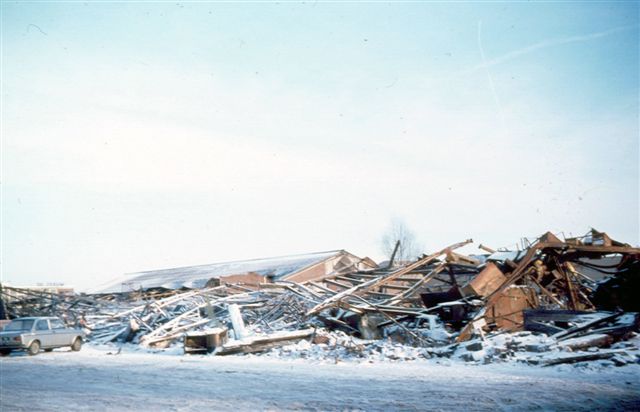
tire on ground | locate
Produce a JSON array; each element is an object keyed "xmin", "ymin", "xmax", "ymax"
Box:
[
  {"xmin": 28, "ymin": 340, "xmax": 40, "ymax": 356},
  {"xmin": 71, "ymin": 337, "xmax": 82, "ymax": 352}
]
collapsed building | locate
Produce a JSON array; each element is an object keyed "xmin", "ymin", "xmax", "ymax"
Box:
[
  {"xmin": 87, "ymin": 250, "xmax": 377, "ymax": 294},
  {"xmin": 1, "ymin": 229, "xmax": 638, "ymax": 366}
]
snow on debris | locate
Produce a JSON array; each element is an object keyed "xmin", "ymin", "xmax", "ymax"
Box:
[{"xmin": 88, "ymin": 250, "xmax": 343, "ymax": 294}]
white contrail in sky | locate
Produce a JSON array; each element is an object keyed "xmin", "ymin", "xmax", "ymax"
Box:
[
  {"xmin": 469, "ymin": 24, "xmax": 637, "ymax": 72},
  {"xmin": 478, "ymin": 20, "xmax": 508, "ymax": 138}
]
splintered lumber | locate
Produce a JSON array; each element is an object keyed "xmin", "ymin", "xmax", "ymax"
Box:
[
  {"xmin": 365, "ymin": 240, "xmax": 472, "ymax": 293},
  {"xmin": 142, "ymin": 318, "xmax": 214, "ymax": 347},
  {"xmin": 276, "ymin": 282, "xmax": 325, "ymax": 300},
  {"xmin": 446, "ymin": 251, "xmax": 482, "ymax": 266},
  {"xmin": 529, "ymin": 277, "xmax": 566, "ymax": 308},
  {"xmin": 307, "ymin": 239, "xmax": 472, "ymax": 315},
  {"xmin": 95, "ymin": 326, "xmax": 129, "ymax": 344},
  {"xmin": 387, "ymin": 240, "xmax": 401, "ymax": 268},
  {"xmin": 553, "ymin": 312, "xmax": 621, "ymax": 340},
  {"xmin": 325, "ymin": 279, "xmax": 356, "ymax": 290},
  {"xmin": 381, "ymin": 262, "xmax": 447, "ymax": 306},
  {"xmin": 457, "ymin": 234, "xmax": 640, "ymax": 342},
  {"xmin": 5, "ymin": 228, "xmax": 636, "ymax": 356},
  {"xmin": 539, "ymin": 350, "xmax": 628, "ymax": 367},
  {"xmin": 228, "ymin": 304, "xmax": 247, "ymax": 340},
  {"xmin": 335, "ymin": 275, "xmax": 366, "ymax": 284},
  {"xmin": 101, "ymin": 286, "xmax": 226, "ymax": 322},
  {"xmin": 307, "ymin": 281, "xmax": 338, "ymax": 295},
  {"xmin": 523, "ymin": 309, "xmax": 596, "ymax": 335},
  {"xmin": 139, "ymin": 292, "xmax": 253, "ymax": 346},
  {"xmin": 349, "ymin": 295, "xmax": 432, "ymax": 345},
  {"xmin": 215, "ymin": 329, "xmax": 315, "ymax": 355},
  {"xmin": 478, "ymin": 244, "xmax": 496, "ymax": 254},
  {"xmin": 348, "ymin": 273, "xmax": 383, "ymax": 279},
  {"xmin": 378, "ymin": 284, "xmax": 411, "ymax": 291},
  {"xmin": 556, "ymin": 334, "xmax": 613, "ymax": 351}
]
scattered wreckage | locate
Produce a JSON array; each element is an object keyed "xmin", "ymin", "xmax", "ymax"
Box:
[{"xmin": 1, "ymin": 229, "xmax": 638, "ymax": 366}]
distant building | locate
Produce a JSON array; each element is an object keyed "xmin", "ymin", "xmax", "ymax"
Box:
[
  {"xmin": 2, "ymin": 283, "xmax": 75, "ymax": 298},
  {"xmin": 88, "ymin": 250, "xmax": 377, "ymax": 294}
]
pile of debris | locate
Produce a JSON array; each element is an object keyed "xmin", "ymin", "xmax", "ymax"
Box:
[{"xmin": 1, "ymin": 229, "xmax": 638, "ymax": 366}]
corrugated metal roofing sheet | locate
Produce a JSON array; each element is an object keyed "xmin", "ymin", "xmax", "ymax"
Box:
[{"xmin": 88, "ymin": 250, "xmax": 343, "ymax": 294}]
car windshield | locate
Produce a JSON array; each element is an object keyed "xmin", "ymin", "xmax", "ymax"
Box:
[{"xmin": 4, "ymin": 319, "xmax": 35, "ymax": 331}]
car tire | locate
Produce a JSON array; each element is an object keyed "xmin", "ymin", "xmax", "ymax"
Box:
[
  {"xmin": 71, "ymin": 338, "xmax": 82, "ymax": 352},
  {"xmin": 0, "ymin": 349, "xmax": 11, "ymax": 356},
  {"xmin": 28, "ymin": 340, "xmax": 40, "ymax": 356}
]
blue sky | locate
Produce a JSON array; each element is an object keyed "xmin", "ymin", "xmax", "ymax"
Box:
[{"xmin": 1, "ymin": 2, "xmax": 638, "ymax": 290}]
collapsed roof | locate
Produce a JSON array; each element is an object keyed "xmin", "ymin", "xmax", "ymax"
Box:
[{"xmin": 88, "ymin": 250, "xmax": 375, "ymax": 294}]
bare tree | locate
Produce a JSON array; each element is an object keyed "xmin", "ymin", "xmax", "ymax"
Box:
[{"xmin": 381, "ymin": 218, "xmax": 421, "ymax": 267}]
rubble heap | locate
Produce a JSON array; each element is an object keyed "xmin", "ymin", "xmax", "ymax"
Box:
[{"xmin": 1, "ymin": 229, "xmax": 638, "ymax": 366}]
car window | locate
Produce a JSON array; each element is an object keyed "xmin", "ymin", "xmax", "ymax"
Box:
[
  {"xmin": 4, "ymin": 319, "xmax": 35, "ymax": 331},
  {"xmin": 36, "ymin": 320, "xmax": 50, "ymax": 331},
  {"xmin": 49, "ymin": 319, "xmax": 66, "ymax": 329}
]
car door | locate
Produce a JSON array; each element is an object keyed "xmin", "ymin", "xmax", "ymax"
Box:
[
  {"xmin": 49, "ymin": 318, "xmax": 71, "ymax": 346},
  {"xmin": 34, "ymin": 319, "xmax": 55, "ymax": 348}
]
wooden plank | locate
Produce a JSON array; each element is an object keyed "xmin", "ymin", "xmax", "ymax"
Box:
[
  {"xmin": 335, "ymin": 275, "xmax": 365, "ymax": 284},
  {"xmin": 553, "ymin": 312, "xmax": 621, "ymax": 341},
  {"xmin": 379, "ymin": 284, "xmax": 411, "ymax": 291},
  {"xmin": 307, "ymin": 239, "xmax": 472, "ymax": 316},
  {"xmin": 324, "ymin": 279, "xmax": 354, "ymax": 290},
  {"xmin": 216, "ymin": 329, "xmax": 314, "ymax": 355},
  {"xmin": 308, "ymin": 282, "xmax": 337, "ymax": 295},
  {"xmin": 540, "ymin": 350, "xmax": 626, "ymax": 367}
]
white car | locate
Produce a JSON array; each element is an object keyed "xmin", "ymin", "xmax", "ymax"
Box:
[{"xmin": 0, "ymin": 317, "xmax": 84, "ymax": 356}]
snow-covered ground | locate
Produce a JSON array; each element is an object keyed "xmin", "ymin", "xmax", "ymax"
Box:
[{"xmin": 1, "ymin": 344, "xmax": 639, "ymax": 411}]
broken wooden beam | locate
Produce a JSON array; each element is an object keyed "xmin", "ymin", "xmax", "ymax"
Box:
[{"xmin": 215, "ymin": 329, "xmax": 315, "ymax": 355}]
